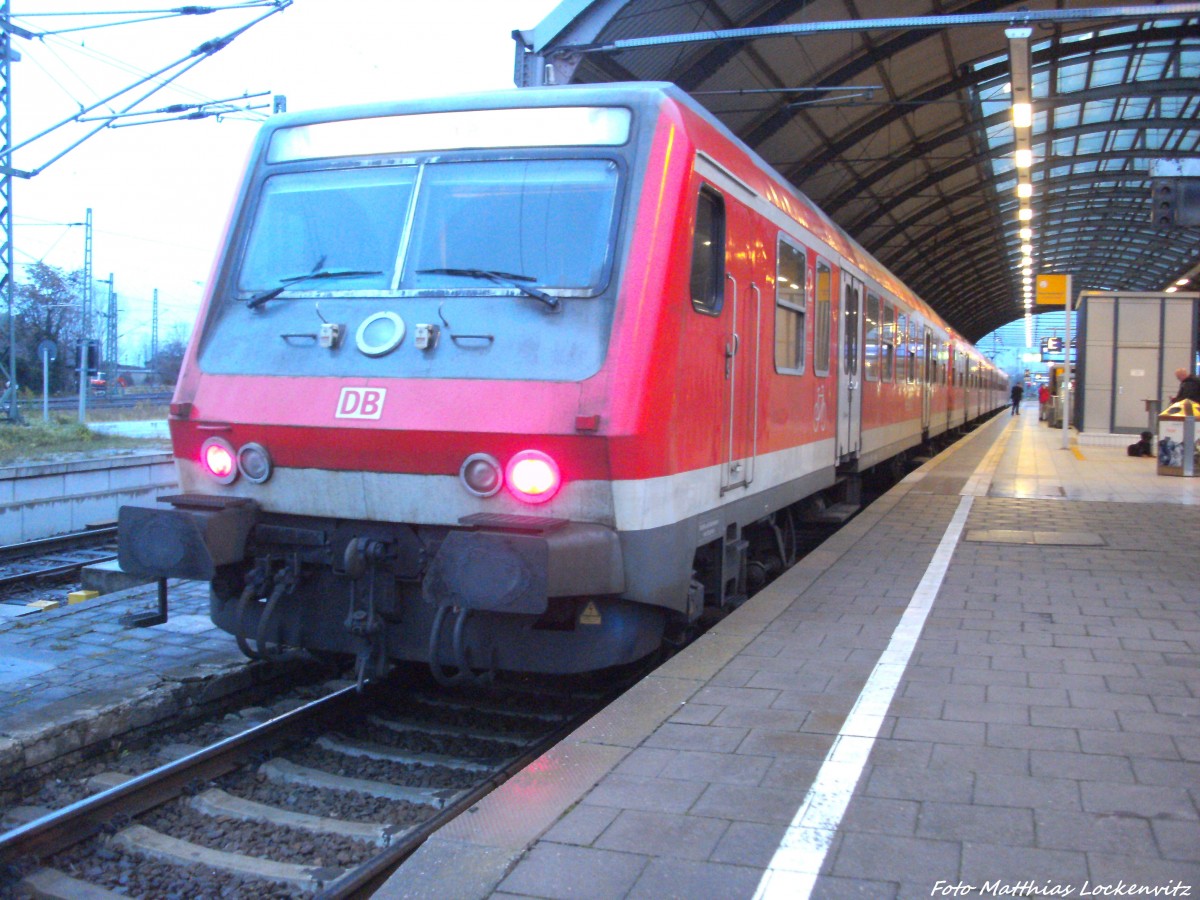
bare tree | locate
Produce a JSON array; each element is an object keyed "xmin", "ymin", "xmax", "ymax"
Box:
[{"xmin": 14, "ymin": 263, "xmax": 85, "ymax": 395}]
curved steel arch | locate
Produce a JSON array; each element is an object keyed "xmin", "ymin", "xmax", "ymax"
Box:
[{"xmin": 525, "ymin": 1, "xmax": 1200, "ymax": 342}]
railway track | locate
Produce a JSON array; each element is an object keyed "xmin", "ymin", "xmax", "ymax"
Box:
[
  {"xmin": 0, "ymin": 527, "xmax": 119, "ymax": 591},
  {"xmin": 0, "ymin": 674, "xmax": 616, "ymax": 898},
  {"xmin": 16, "ymin": 391, "xmax": 173, "ymax": 414}
]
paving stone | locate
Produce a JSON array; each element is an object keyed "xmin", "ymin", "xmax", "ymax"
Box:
[
  {"xmin": 959, "ymin": 841, "xmax": 1089, "ymax": 884},
  {"xmin": 656, "ymin": 749, "xmax": 772, "ymax": 786},
  {"xmin": 1083, "ymin": 852, "xmax": 1200, "ymax": 889},
  {"xmin": 581, "ymin": 774, "xmax": 706, "ymax": 816},
  {"xmin": 840, "ymin": 796, "xmax": 920, "ymax": 836},
  {"xmin": 628, "ymin": 856, "xmax": 766, "ymax": 899},
  {"xmin": 1029, "ymin": 705, "xmax": 1120, "ymax": 731},
  {"xmin": 864, "ymin": 766, "xmax": 975, "ymax": 804},
  {"xmin": 1152, "ymin": 820, "xmax": 1200, "ymax": 862},
  {"xmin": 929, "ymin": 743, "xmax": 1030, "ymax": 775},
  {"xmin": 972, "ymin": 773, "xmax": 1082, "ymax": 811},
  {"xmin": 1030, "ymin": 749, "xmax": 1135, "ymax": 782},
  {"xmin": 594, "ymin": 809, "xmax": 727, "ymax": 860},
  {"xmin": 612, "ymin": 747, "xmax": 675, "ymax": 778},
  {"xmin": 690, "ymin": 782, "xmax": 808, "ymax": 825},
  {"xmin": 1078, "ymin": 729, "xmax": 1182, "ymax": 760},
  {"xmin": 541, "ymin": 804, "xmax": 621, "ymax": 847},
  {"xmin": 709, "ymin": 821, "xmax": 788, "ymax": 869},
  {"xmin": 986, "ymin": 722, "xmax": 1081, "ymax": 752},
  {"xmin": 891, "ymin": 718, "xmax": 986, "ymax": 746},
  {"xmin": 1033, "ymin": 809, "xmax": 1158, "ymax": 855},
  {"xmin": 496, "ymin": 843, "xmax": 647, "ymax": 900},
  {"xmin": 812, "ymin": 875, "xmax": 904, "ymax": 900},
  {"xmin": 711, "ymin": 705, "xmax": 809, "ymax": 730},
  {"xmin": 667, "ymin": 703, "xmax": 722, "ymax": 726},
  {"xmin": 1080, "ymin": 781, "xmax": 1199, "ymax": 820},
  {"xmin": 738, "ymin": 728, "xmax": 835, "ymax": 759},
  {"xmin": 642, "ymin": 721, "xmax": 748, "ymax": 754},
  {"xmin": 829, "ymin": 832, "xmax": 960, "ymax": 884},
  {"xmin": 917, "ymin": 802, "xmax": 1034, "ymax": 845}
]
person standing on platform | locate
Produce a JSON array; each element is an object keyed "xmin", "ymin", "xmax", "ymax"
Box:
[
  {"xmin": 1038, "ymin": 383, "xmax": 1050, "ymax": 420},
  {"xmin": 1170, "ymin": 367, "xmax": 1200, "ymax": 403},
  {"xmin": 1010, "ymin": 382, "xmax": 1024, "ymax": 415}
]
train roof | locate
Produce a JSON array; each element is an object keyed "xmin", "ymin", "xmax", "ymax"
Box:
[{"xmin": 257, "ymin": 82, "xmax": 990, "ymax": 363}]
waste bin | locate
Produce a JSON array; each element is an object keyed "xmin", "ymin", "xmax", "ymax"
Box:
[{"xmin": 1157, "ymin": 399, "xmax": 1200, "ymax": 477}]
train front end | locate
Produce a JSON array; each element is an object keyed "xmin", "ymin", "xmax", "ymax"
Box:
[{"xmin": 118, "ymin": 88, "xmax": 672, "ymax": 682}]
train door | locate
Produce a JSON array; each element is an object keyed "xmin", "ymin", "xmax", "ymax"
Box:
[
  {"xmin": 721, "ymin": 197, "xmax": 761, "ymax": 494},
  {"xmin": 921, "ymin": 327, "xmax": 933, "ymax": 432},
  {"xmin": 838, "ymin": 271, "xmax": 863, "ymax": 461}
]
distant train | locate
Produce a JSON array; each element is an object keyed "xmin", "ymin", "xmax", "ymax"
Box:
[{"xmin": 119, "ymin": 82, "xmax": 1006, "ymax": 684}]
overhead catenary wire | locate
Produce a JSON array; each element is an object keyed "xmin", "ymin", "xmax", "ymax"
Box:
[{"xmin": 7, "ymin": 1, "xmax": 291, "ymax": 175}]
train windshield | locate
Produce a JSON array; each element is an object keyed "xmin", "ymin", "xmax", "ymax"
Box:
[
  {"xmin": 239, "ymin": 168, "xmax": 414, "ymax": 294},
  {"xmin": 237, "ymin": 159, "xmax": 618, "ymax": 298},
  {"xmin": 202, "ymin": 155, "xmax": 625, "ymax": 381},
  {"xmin": 401, "ymin": 160, "xmax": 616, "ymax": 293}
]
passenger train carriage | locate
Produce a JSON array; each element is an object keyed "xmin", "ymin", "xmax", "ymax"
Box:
[{"xmin": 119, "ymin": 83, "xmax": 1006, "ymax": 682}]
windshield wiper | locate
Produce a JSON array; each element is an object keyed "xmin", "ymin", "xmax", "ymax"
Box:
[
  {"xmin": 245, "ymin": 269, "xmax": 383, "ymax": 309},
  {"xmin": 416, "ymin": 267, "xmax": 560, "ymax": 311}
]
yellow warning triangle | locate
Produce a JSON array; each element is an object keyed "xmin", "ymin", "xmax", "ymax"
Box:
[{"xmin": 579, "ymin": 601, "xmax": 602, "ymax": 625}]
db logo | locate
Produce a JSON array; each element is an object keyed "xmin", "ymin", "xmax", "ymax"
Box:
[{"xmin": 335, "ymin": 387, "xmax": 386, "ymax": 420}]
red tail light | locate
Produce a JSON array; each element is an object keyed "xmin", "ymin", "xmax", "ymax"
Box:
[
  {"xmin": 505, "ymin": 450, "xmax": 560, "ymax": 504},
  {"xmin": 200, "ymin": 437, "xmax": 238, "ymax": 484}
]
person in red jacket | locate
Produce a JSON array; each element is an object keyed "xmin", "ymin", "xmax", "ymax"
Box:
[{"xmin": 1038, "ymin": 383, "xmax": 1050, "ymax": 421}]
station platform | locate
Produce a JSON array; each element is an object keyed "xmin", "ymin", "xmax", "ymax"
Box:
[
  {"xmin": 381, "ymin": 403, "xmax": 1200, "ymax": 899},
  {"xmin": 0, "ymin": 579, "xmax": 307, "ymax": 780}
]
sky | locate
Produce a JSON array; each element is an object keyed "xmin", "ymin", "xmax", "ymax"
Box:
[{"xmin": 10, "ymin": 0, "xmax": 561, "ymax": 363}]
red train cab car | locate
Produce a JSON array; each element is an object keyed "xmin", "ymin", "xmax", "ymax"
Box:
[{"xmin": 119, "ymin": 83, "xmax": 1004, "ymax": 682}]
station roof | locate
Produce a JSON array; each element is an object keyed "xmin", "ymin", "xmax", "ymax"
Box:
[{"xmin": 515, "ymin": 1, "xmax": 1200, "ymax": 343}]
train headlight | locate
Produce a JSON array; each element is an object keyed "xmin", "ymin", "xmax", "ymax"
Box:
[
  {"xmin": 460, "ymin": 453, "xmax": 503, "ymax": 497},
  {"xmin": 505, "ymin": 450, "xmax": 560, "ymax": 504},
  {"xmin": 201, "ymin": 437, "xmax": 238, "ymax": 485},
  {"xmin": 237, "ymin": 442, "xmax": 273, "ymax": 484}
]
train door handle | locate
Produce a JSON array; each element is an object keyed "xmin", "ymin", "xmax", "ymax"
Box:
[{"xmin": 725, "ymin": 333, "xmax": 739, "ymax": 378}]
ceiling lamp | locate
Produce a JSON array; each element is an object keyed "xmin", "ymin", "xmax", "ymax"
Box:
[
  {"xmin": 1017, "ymin": 182, "xmax": 1033, "ymax": 199},
  {"xmin": 1019, "ymin": 207, "xmax": 1033, "ymax": 221}
]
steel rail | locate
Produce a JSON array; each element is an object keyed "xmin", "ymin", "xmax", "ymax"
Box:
[
  {"xmin": 0, "ymin": 683, "xmax": 366, "ymax": 865},
  {"xmin": 0, "ymin": 526, "xmax": 119, "ymax": 588},
  {"xmin": 319, "ymin": 684, "xmax": 630, "ymax": 899},
  {"xmin": 0, "ymin": 526, "xmax": 118, "ymax": 564},
  {"xmin": 0, "ymin": 555, "xmax": 117, "ymax": 588}
]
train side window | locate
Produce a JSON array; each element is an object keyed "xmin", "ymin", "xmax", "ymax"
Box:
[
  {"xmin": 881, "ymin": 302, "xmax": 895, "ymax": 382},
  {"xmin": 896, "ymin": 311, "xmax": 907, "ymax": 384},
  {"xmin": 863, "ymin": 293, "xmax": 880, "ymax": 382},
  {"xmin": 843, "ymin": 284, "xmax": 859, "ymax": 376},
  {"xmin": 814, "ymin": 261, "xmax": 832, "ymax": 376},
  {"xmin": 774, "ymin": 238, "xmax": 806, "ymax": 374},
  {"xmin": 690, "ymin": 186, "xmax": 725, "ymax": 314}
]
